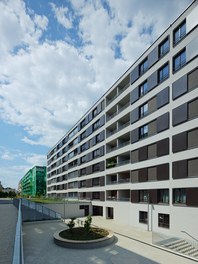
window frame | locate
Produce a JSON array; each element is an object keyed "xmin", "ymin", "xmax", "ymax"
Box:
[
  {"xmin": 139, "ymin": 211, "xmax": 148, "ymax": 224},
  {"xmin": 158, "ymin": 63, "xmax": 169, "ymax": 83},
  {"xmin": 139, "ymin": 124, "xmax": 148, "ymax": 139},
  {"xmin": 139, "ymin": 58, "xmax": 148, "ymax": 75},
  {"xmin": 173, "ymin": 20, "xmax": 186, "ymax": 45},
  {"xmin": 159, "ymin": 37, "xmax": 169, "ymax": 58},
  {"xmin": 173, "ymin": 188, "xmax": 186, "ymax": 204},
  {"xmin": 173, "ymin": 49, "xmax": 186, "ymax": 72},
  {"xmin": 140, "ymin": 103, "xmax": 148, "ymax": 118},
  {"xmin": 158, "ymin": 213, "xmax": 170, "ymax": 228},
  {"xmin": 139, "ymin": 81, "xmax": 148, "ymax": 97}
]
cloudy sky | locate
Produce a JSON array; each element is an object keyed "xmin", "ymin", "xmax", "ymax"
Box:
[{"xmin": 0, "ymin": 0, "xmax": 192, "ymax": 189}]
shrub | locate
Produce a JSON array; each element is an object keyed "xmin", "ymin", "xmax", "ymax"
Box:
[
  {"xmin": 67, "ymin": 218, "xmax": 76, "ymax": 233},
  {"xmin": 84, "ymin": 215, "xmax": 92, "ymax": 233}
]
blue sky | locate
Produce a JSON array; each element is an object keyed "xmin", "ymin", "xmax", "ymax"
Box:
[{"xmin": 0, "ymin": 0, "xmax": 192, "ymax": 189}]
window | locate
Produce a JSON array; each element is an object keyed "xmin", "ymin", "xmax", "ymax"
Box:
[
  {"xmin": 173, "ymin": 20, "xmax": 186, "ymax": 44},
  {"xmin": 96, "ymin": 133, "xmax": 101, "ymax": 143},
  {"xmin": 158, "ymin": 213, "xmax": 169, "ymax": 228},
  {"xmin": 92, "ymin": 177, "xmax": 100, "ymax": 186},
  {"xmin": 93, "ymin": 119, "xmax": 100, "ymax": 131},
  {"xmin": 159, "ymin": 37, "xmax": 169, "ymax": 57},
  {"xmin": 173, "ymin": 189, "xmax": 186, "ymax": 204},
  {"xmin": 140, "ymin": 103, "xmax": 148, "ymax": 118},
  {"xmin": 92, "ymin": 192, "xmax": 100, "ymax": 200},
  {"xmin": 81, "ymin": 143, "xmax": 86, "ymax": 152},
  {"xmin": 93, "ymin": 163, "xmax": 100, "ymax": 172},
  {"xmin": 139, "ymin": 190, "xmax": 148, "ymax": 202},
  {"xmin": 173, "ymin": 49, "xmax": 186, "ymax": 72},
  {"xmin": 93, "ymin": 148, "xmax": 100, "ymax": 158},
  {"xmin": 81, "ymin": 119, "xmax": 86, "ymax": 128},
  {"xmin": 93, "ymin": 107, "xmax": 97, "ymax": 117},
  {"xmin": 139, "ymin": 211, "xmax": 148, "ymax": 224},
  {"xmin": 81, "ymin": 131, "xmax": 86, "ymax": 140},
  {"xmin": 139, "ymin": 81, "xmax": 148, "ymax": 97},
  {"xmin": 81, "ymin": 155, "xmax": 86, "ymax": 164},
  {"xmin": 158, "ymin": 63, "xmax": 169, "ymax": 83},
  {"xmin": 139, "ymin": 59, "xmax": 148, "ymax": 75},
  {"xmin": 68, "ymin": 126, "xmax": 78, "ymax": 139},
  {"xmin": 139, "ymin": 125, "xmax": 148, "ymax": 139},
  {"xmin": 68, "ymin": 151, "xmax": 74, "ymax": 159},
  {"xmin": 158, "ymin": 189, "xmax": 169, "ymax": 204},
  {"xmin": 80, "ymin": 168, "xmax": 86, "ymax": 176}
]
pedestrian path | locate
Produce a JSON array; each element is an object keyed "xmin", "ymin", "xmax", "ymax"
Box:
[
  {"xmin": 0, "ymin": 203, "xmax": 18, "ymax": 264},
  {"xmin": 23, "ymin": 217, "xmax": 196, "ymax": 264}
]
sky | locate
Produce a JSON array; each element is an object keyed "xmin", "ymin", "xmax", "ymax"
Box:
[{"xmin": 0, "ymin": 0, "xmax": 193, "ymax": 189}]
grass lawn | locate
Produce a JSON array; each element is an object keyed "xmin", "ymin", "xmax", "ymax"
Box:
[
  {"xmin": 59, "ymin": 227, "xmax": 109, "ymax": 241},
  {"xmin": 28, "ymin": 198, "xmax": 63, "ymax": 203}
]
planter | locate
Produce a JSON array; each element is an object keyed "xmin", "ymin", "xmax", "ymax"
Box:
[{"xmin": 53, "ymin": 228, "xmax": 115, "ymax": 249}]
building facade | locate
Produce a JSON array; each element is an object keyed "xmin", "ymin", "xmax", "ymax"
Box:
[
  {"xmin": 47, "ymin": 1, "xmax": 198, "ymax": 238},
  {"xmin": 21, "ymin": 166, "xmax": 46, "ymax": 197}
]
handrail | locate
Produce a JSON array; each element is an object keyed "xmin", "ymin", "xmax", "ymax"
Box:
[
  {"xmin": 181, "ymin": 230, "xmax": 198, "ymax": 242},
  {"xmin": 12, "ymin": 199, "xmax": 24, "ymax": 264}
]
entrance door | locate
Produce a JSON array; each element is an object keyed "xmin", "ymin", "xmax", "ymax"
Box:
[
  {"xmin": 107, "ymin": 207, "xmax": 114, "ymax": 219},
  {"xmin": 84, "ymin": 205, "xmax": 89, "ymax": 216}
]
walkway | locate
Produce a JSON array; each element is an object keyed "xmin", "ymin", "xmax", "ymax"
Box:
[
  {"xmin": 0, "ymin": 201, "xmax": 18, "ymax": 264},
  {"xmin": 23, "ymin": 217, "xmax": 197, "ymax": 264}
]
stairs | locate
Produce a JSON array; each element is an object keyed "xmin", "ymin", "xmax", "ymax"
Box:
[{"xmin": 164, "ymin": 239, "xmax": 198, "ymax": 259}]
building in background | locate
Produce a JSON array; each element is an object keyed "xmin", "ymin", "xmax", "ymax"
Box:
[
  {"xmin": 47, "ymin": 1, "xmax": 198, "ymax": 238},
  {"xmin": 21, "ymin": 166, "xmax": 46, "ymax": 197}
]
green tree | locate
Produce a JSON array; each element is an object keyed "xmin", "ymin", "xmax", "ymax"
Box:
[
  {"xmin": 67, "ymin": 218, "xmax": 76, "ymax": 233},
  {"xmin": 84, "ymin": 215, "xmax": 92, "ymax": 233}
]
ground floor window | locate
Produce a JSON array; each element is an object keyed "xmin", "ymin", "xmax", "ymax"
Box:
[
  {"xmin": 158, "ymin": 213, "xmax": 169, "ymax": 228},
  {"xmin": 139, "ymin": 211, "xmax": 148, "ymax": 224}
]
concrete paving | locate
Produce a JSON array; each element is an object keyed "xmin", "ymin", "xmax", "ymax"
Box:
[
  {"xmin": 0, "ymin": 203, "xmax": 18, "ymax": 264},
  {"xmin": 23, "ymin": 217, "xmax": 197, "ymax": 264}
]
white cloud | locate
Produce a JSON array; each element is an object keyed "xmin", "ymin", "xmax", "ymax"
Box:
[
  {"xmin": 50, "ymin": 3, "xmax": 73, "ymax": 29},
  {"xmin": 0, "ymin": 0, "xmax": 192, "ymax": 149}
]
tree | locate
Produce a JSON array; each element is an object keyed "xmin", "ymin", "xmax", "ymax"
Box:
[
  {"xmin": 84, "ymin": 215, "xmax": 92, "ymax": 233},
  {"xmin": 67, "ymin": 218, "xmax": 76, "ymax": 233}
]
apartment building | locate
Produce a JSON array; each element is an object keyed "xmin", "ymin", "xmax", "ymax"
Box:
[
  {"xmin": 47, "ymin": 1, "xmax": 198, "ymax": 238},
  {"xmin": 21, "ymin": 166, "xmax": 46, "ymax": 197}
]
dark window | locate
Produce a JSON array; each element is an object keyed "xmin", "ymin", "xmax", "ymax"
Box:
[
  {"xmin": 173, "ymin": 49, "xmax": 186, "ymax": 72},
  {"xmin": 158, "ymin": 63, "xmax": 169, "ymax": 83},
  {"xmin": 158, "ymin": 214, "xmax": 169, "ymax": 228},
  {"xmin": 92, "ymin": 192, "xmax": 100, "ymax": 200},
  {"xmin": 81, "ymin": 155, "xmax": 86, "ymax": 164},
  {"xmin": 81, "ymin": 119, "xmax": 86, "ymax": 128},
  {"xmin": 139, "ymin": 190, "xmax": 148, "ymax": 202},
  {"xmin": 96, "ymin": 133, "xmax": 101, "ymax": 143},
  {"xmin": 93, "ymin": 148, "xmax": 100, "ymax": 158},
  {"xmin": 81, "ymin": 131, "xmax": 86, "ymax": 140},
  {"xmin": 140, "ymin": 103, "xmax": 148, "ymax": 118},
  {"xmin": 92, "ymin": 177, "xmax": 100, "ymax": 186},
  {"xmin": 159, "ymin": 37, "xmax": 169, "ymax": 57},
  {"xmin": 173, "ymin": 20, "xmax": 186, "ymax": 45},
  {"xmin": 93, "ymin": 120, "xmax": 100, "ymax": 131},
  {"xmin": 80, "ymin": 168, "xmax": 86, "ymax": 176},
  {"xmin": 139, "ymin": 211, "xmax": 148, "ymax": 224},
  {"xmin": 139, "ymin": 81, "xmax": 148, "ymax": 97},
  {"xmin": 93, "ymin": 107, "xmax": 97, "ymax": 117},
  {"xmin": 139, "ymin": 59, "xmax": 148, "ymax": 75},
  {"xmin": 139, "ymin": 125, "xmax": 148, "ymax": 139},
  {"xmin": 173, "ymin": 189, "xmax": 186, "ymax": 204},
  {"xmin": 158, "ymin": 189, "xmax": 169, "ymax": 204},
  {"xmin": 93, "ymin": 163, "xmax": 100, "ymax": 172},
  {"xmin": 81, "ymin": 143, "xmax": 86, "ymax": 152}
]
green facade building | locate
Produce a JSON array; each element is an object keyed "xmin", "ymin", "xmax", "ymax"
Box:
[{"xmin": 21, "ymin": 166, "xmax": 46, "ymax": 197}]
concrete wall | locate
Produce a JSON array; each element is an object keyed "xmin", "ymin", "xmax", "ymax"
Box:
[{"xmin": 41, "ymin": 201, "xmax": 92, "ymax": 219}]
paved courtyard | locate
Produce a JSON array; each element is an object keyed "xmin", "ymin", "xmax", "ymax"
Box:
[{"xmin": 23, "ymin": 217, "xmax": 197, "ymax": 264}]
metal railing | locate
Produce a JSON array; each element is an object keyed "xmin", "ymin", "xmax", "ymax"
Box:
[{"xmin": 12, "ymin": 199, "xmax": 24, "ymax": 264}]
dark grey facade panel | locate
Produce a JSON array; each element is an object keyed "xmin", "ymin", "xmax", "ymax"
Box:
[
  {"xmin": 172, "ymin": 75, "xmax": 187, "ymax": 100},
  {"xmin": 147, "ymin": 71, "xmax": 158, "ymax": 91},
  {"xmin": 100, "ymin": 130, "xmax": 105, "ymax": 141},
  {"xmin": 131, "ymin": 190, "xmax": 139, "ymax": 203},
  {"xmin": 157, "ymin": 138, "xmax": 169, "ymax": 157},
  {"xmin": 131, "ymin": 108, "xmax": 139, "ymax": 124},
  {"xmin": 188, "ymin": 68, "xmax": 198, "ymax": 91},
  {"xmin": 97, "ymin": 101, "xmax": 102, "ymax": 113},
  {"xmin": 157, "ymin": 112, "xmax": 169, "ymax": 132},
  {"xmin": 139, "ymin": 168, "xmax": 148, "ymax": 182},
  {"xmin": 131, "ymin": 128, "xmax": 139, "ymax": 143},
  {"xmin": 148, "ymin": 46, "xmax": 159, "ymax": 68},
  {"xmin": 172, "ymin": 160, "xmax": 187, "ymax": 179},
  {"xmin": 85, "ymin": 115, "xmax": 89, "ymax": 125},
  {"xmin": 172, "ymin": 103, "xmax": 188, "ymax": 126},
  {"xmin": 100, "ymin": 115, "xmax": 105, "ymax": 126},
  {"xmin": 100, "ymin": 161, "xmax": 105, "ymax": 171},
  {"xmin": 131, "ymin": 87, "xmax": 139, "ymax": 104},
  {"xmin": 157, "ymin": 163, "xmax": 169, "ymax": 180},
  {"xmin": 157, "ymin": 86, "xmax": 169, "ymax": 109},
  {"xmin": 172, "ymin": 132, "xmax": 187, "ymax": 153},
  {"xmin": 100, "ymin": 176, "xmax": 105, "ymax": 186},
  {"xmin": 186, "ymin": 188, "xmax": 198, "ymax": 207},
  {"xmin": 130, "ymin": 66, "xmax": 139, "ymax": 84},
  {"xmin": 86, "ymin": 125, "xmax": 93, "ymax": 136},
  {"xmin": 100, "ymin": 146, "xmax": 104, "ymax": 156},
  {"xmin": 138, "ymin": 146, "xmax": 148, "ymax": 161},
  {"xmin": 88, "ymin": 112, "xmax": 93, "ymax": 122}
]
